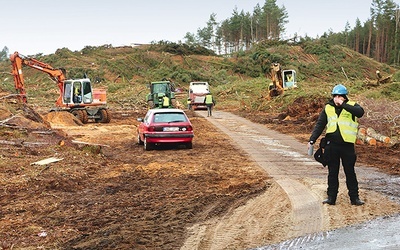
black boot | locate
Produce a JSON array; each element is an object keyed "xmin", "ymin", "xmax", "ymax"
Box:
[
  {"xmin": 322, "ymin": 196, "xmax": 336, "ymax": 205},
  {"xmin": 351, "ymin": 198, "xmax": 365, "ymax": 206}
]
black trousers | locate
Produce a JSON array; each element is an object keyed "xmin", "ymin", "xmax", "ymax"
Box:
[{"xmin": 324, "ymin": 142, "xmax": 359, "ymax": 200}]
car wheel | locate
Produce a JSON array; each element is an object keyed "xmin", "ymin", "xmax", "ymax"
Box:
[
  {"xmin": 137, "ymin": 132, "xmax": 144, "ymax": 145},
  {"xmin": 144, "ymin": 137, "xmax": 152, "ymax": 151},
  {"xmin": 186, "ymin": 142, "xmax": 193, "ymax": 149}
]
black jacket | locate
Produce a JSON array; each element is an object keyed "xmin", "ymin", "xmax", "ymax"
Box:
[{"xmin": 309, "ymin": 99, "xmax": 364, "ymax": 144}]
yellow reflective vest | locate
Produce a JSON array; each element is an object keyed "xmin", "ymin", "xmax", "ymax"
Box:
[
  {"xmin": 325, "ymin": 101, "xmax": 358, "ymax": 143},
  {"xmin": 205, "ymin": 94, "xmax": 213, "ymax": 105},
  {"xmin": 162, "ymin": 96, "xmax": 170, "ymax": 107}
]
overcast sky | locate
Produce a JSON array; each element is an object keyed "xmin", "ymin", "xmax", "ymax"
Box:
[{"xmin": 1, "ymin": 0, "xmax": 387, "ymax": 56}]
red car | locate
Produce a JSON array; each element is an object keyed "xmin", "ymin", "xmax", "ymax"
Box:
[{"xmin": 137, "ymin": 108, "xmax": 194, "ymax": 150}]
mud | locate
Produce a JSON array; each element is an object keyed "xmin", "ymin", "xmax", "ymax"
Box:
[
  {"xmin": 0, "ymin": 97, "xmax": 400, "ymax": 249},
  {"xmin": 0, "ymin": 103, "xmax": 270, "ymax": 249}
]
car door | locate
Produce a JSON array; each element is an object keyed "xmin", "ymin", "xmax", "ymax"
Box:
[{"xmin": 138, "ymin": 111, "xmax": 152, "ymax": 141}]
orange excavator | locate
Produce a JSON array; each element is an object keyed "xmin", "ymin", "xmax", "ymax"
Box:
[{"xmin": 10, "ymin": 51, "xmax": 111, "ymax": 123}]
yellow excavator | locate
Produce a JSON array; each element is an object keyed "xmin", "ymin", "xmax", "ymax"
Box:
[{"xmin": 268, "ymin": 63, "xmax": 297, "ymax": 98}]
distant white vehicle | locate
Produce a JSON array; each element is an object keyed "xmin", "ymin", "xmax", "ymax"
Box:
[{"xmin": 188, "ymin": 82, "xmax": 210, "ymax": 110}]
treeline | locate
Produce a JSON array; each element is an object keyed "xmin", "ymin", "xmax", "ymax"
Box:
[
  {"xmin": 327, "ymin": 0, "xmax": 400, "ymax": 65},
  {"xmin": 184, "ymin": 0, "xmax": 288, "ymax": 54},
  {"xmin": 185, "ymin": 0, "xmax": 400, "ymax": 65}
]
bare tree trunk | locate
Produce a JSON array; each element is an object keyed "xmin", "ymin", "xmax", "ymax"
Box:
[
  {"xmin": 363, "ymin": 35, "xmax": 367, "ymax": 55},
  {"xmin": 395, "ymin": 9, "xmax": 400, "ymax": 64},
  {"xmin": 384, "ymin": 28, "xmax": 389, "ymax": 63},
  {"xmin": 250, "ymin": 17, "xmax": 254, "ymax": 43},
  {"xmin": 375, "ymin": 29, "xmax": 381, "ymax": 62},
  {"xmin": 366, "ymin": 21, "xmax": 372, "ymax": 57},
  {"xmin": 355, "ymin": 30, "xmax": 360, "ymax": 53}
]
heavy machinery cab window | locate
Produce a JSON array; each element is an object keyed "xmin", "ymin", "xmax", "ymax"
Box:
[
  {"xmin": 82, "ymin": 81, "xmax": 93, "ymax": 103},
  {"xmin": 153, "ymin": 84, "xmax": 167, "ymax": 93},
  {"xmin": 63, "ymin": 82, "xmax": 72, "ymax": 103},
  {"xmin": 73, "ymin": 82, "xmax": 82, "ymax": 103},
  {"xmin": 63, "ymin": 80, "xmax": 93, "ymax": 104}
]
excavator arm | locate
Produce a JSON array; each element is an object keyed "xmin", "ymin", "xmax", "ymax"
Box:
[
  {"xmin": 9, "ymin": 51, "xmax": 111, "ymax": 124},
  {"xmin": 268, "ymin": 62, "xmax": 284, "ymax": 97},
  {"xmin": 10, "ymin": 51, "xmax": 66, "ymax": 105}
]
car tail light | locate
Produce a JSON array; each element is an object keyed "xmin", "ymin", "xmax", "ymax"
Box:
[
  {"xmin": 185, "ymin": 125, "xmax": 193, "ymax": 131},
  {"xmin": 148, "ymin": 126, "xmax": 156, "ymax": 132}
]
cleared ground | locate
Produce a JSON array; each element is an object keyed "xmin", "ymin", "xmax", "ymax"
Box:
[{"xmin": 0, "ymin": 97, "xmax": 399, "ymax": 249}]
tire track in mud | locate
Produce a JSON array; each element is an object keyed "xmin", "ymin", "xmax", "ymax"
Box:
[{"xmin": 182, "ymin": 110, "xmax": 327, "ymax": 249}]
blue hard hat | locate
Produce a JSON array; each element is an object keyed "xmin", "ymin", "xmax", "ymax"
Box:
[{"xmin": 331, "ymin": 84, "xmax": 348, "ymax": 95}]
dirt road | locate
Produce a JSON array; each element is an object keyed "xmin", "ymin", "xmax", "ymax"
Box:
[{"xmin": 182, "ymin": 110, "xmax": 400, "ymax": 249}]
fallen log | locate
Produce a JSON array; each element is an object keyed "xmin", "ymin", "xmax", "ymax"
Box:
[
  {"xmin": 366, "ymin": 127, "xmax": 391, "ymax": 144},
  {"xmin": 71, "ymin": 140, "xmax": 110, "ymax": 147},
  {"xmin": 71, "ymin": 140, "xmax": 109, "ymax": 154},
  {"xmin": 0, "ymin": 139, "xmax": 22, "ymax": 146},
  {"xmin": 376, "ymin": 70, "xmax": 392, "ymax": 84},
  {"xmin": 31, "ymin": 157, "xmax": 64, "ymax": 166},
  {"xmin": 0, "ymin": 139, "xmax": 51, "ymax": 147},
  {"xmin": 357, "ymin": 127, "xmax": 376, "ymax": 146},
  {"xmin": 378, "ymin": 75, "xmax": 392, "ymax": 84}
]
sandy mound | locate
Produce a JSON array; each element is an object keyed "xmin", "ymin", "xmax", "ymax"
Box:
[{"xmin": 43, "ymin": 111, "xmax": 83, "ymax": 126}]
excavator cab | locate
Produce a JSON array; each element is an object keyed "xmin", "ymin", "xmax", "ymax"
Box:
[
  {"xmin": 282, "ymin": 70, "xmax": 297, "ymax": 89},
  {"xmin": 63, "ymin": 79, "xmax": 93, "ymax": 105}
]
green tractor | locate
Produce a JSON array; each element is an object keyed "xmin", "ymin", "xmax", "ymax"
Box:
[{"xmin": 146, "ymin": 81, "xmax": 177, "ymax": 108}]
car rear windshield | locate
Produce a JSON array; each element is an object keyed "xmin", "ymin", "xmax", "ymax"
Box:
[{"xmin": 153, "ymin": 112, "xmax": 188, "ymax": 123}]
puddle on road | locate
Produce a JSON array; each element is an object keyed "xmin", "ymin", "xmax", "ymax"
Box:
[
  {"xmin": 256, "ymin": 214, "xmax": 400, "ymax": 250},
  {"xmin": 362, "ymin": 172, "xmax": 400, "ymax": 203},
  {"xmin": 255, "ymin": 167, "xmax": 400, "ymax": 249},
  {"xmin": 249, "ymin": 135, "xmax": 313, "ymax": 162}
]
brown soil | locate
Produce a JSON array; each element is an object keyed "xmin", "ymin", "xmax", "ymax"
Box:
[{"xmin": 1, "ymin": 94, "xmax": 400, "ymax": 249}]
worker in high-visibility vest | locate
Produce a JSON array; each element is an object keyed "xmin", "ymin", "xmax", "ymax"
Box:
[
  {"xmin": 73, "ymin": 86, "xmax": 81, "ymax": 103},
  {"xmin": 162, "ymin": 96, "xmax": 170, "ymax": 108},
  {"xmin": 308, "ymin": 84, "xmax": 365, "ymax": 206},
  {"xmin": 187, "ymin": 97, "xmax": 192, "ymax": 110},
  {"xmin": 286, "ymin": 74, "xmax": 293, "ymax": 82},
  {"xmin": 204, "ymin": 92, "xmax": 216, "ymax": 117}
]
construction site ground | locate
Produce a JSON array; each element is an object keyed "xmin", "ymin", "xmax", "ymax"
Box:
[{"xmin": 1, "ymin": 98, "xmax": 400, "ymax": 249}]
